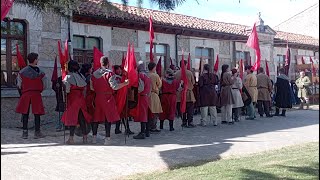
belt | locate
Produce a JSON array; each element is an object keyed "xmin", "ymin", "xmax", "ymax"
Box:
[
  {"xmin": 249, "ymin": 86, "xmax": 257, "ymax": 87},
  {"xmin": 162, "ymin": 92, "xmax": 174, "ymax": 95},
  {"xmin": 258, "ymin": 87, "xmax": 268, "ymax": 89},
  {"xmin": 140, "ymin": 93, "xmax": 149, "ymax": 96},
  {"xmin": 95, "ymin": 92, "xmax": 113, "ymax": 95},
  {"xmin": 232, "ymin": 88, "xmax": 239, "ymax": 90}
]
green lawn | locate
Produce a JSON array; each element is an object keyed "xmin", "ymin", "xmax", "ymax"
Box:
[{"xmin": 128, "ymin": 142, "xmax": 319, "ymax": 180}]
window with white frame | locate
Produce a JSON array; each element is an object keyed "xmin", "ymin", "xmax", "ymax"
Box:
[
  {"xmin": 194, "ymin": 47, "xmax": 213, "ymax": 81},
  {"xmin": 73, "ymin": 35, "xmax": 102, "ymax": 65},
  {"xmin": 145, "ymin": 43, "xmax": 168, "ymax": 76}
]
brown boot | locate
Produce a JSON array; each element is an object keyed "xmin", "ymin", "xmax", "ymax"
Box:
[
  {"xmin": 299, "ymin": 103, "xmax": 304, "ymax": 110},
  {"xmin": 66, "ymin": 136, "xmax": 75, "ymax": 145},
  {"xmin": 306, "ymin": 103, "xmax": 310, "ymax": 110}
]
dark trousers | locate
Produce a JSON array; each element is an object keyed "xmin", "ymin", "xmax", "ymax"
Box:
[
  {"xmin": 69, "ymin": 110, "xmax": 87, "ymax": 136},
  {"xmin": 115, "ymin": 118, "xmax": 130, "ymax": 131},
  {"xmin": 232, "ymin": 108, "xmax": 241, "ymax": 121},
  {"xmin": 177, "ymin": 102, "xmax": 194, "ymax": 125},
  {"xmin": 22, "ymin": 105, "xmax": 41, "ymax": 132},
  {"xmin": 148, "ymin": 109, "xmax": 158, "ymax": 130},
  {"xmin": 257, "ymin": 100, "xmax": 271, "ymax": 116},
  {"xmin": 91, "ymin": 122, "xmax": 111, "ymax": 137}
]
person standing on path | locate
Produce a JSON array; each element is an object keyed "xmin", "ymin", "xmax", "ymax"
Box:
[
  {"xmin": 219, "ymin": 64, "xmax": 235, "ymax": 124},
  {"xmin": 198, "ymin": 64, "xmax": 219, "ymax": 126},
  {"xmin": 133, "ymin": 63, "xmax": 152, "ymax": 139},
  {"xmin": 244, "ymin": 65, "xmax": 258, "ymax": 120},
  {"xmin": 230, "ymin": 69, "xmax": 244, "ymax": 122},
  {"xmin": 147, "ymin": 62, "xmax": 163, "ymax": 133},
  {"xmin": 61, "ymin": 60, "xmax": 92, "ymax": 144},
  {"xmin": 274, "ymin": 68, "xmax": 292, "ymax": 117},
  {"xmin": 159, "ymin": 68, "xmax": 179, "ymax": 131},
  {"xmin": 91, "ymin": 56, "xmax": 129, "ymax": 145},
  {"xmin": 52, "ymin": 76, "xmax": 65, "ymax": 132},
  {"xmin": 295, "ymin": 71, "xmax": 312, "ymax": 110},
  {"xmin": 175, "ymin": 60, "xmax": 196, "ymax": 128},
  {"xmin": 16, "ymin": 53, "xmax": 47, "ymax": 139},
  {"xmin": 256, "ymin": 67, "xmax": 273, "ymax": 118}
]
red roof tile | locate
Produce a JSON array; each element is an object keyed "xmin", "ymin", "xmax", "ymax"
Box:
[{"xmin": 76, "ymin": 0, "xmax": 319, "ymax": 47}]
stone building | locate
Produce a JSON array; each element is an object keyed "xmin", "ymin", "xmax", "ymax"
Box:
[{"xmin": 1, "ymin": 1, "xmax": 319, "ymax": 125}]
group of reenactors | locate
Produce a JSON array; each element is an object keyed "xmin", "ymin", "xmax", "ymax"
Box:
[{"xmin": 15, "ymin": 52, "xmax": 313, "ymax": 145}]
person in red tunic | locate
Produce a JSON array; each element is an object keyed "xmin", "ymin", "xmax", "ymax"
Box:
[
  {"xmin": 61, "ymin": 60, "xmax": 92, "ymax": 144},
  {"xmin": 113, "ymin": 65, "xmax": 134, "ymax": 135},
  {"xmin": 16, "ymin": 53, "xmax": 47, "ymax": 139},
  {"xmin": 159, "ymin": 68, "xmax": 179, "ymax": 131},
  {"xmin": 91, "ymin": 56, "xmax": 129, "ymax": 145},
  {"xmin": 133, "ymin": 62, "xmax": 152, "ymax": 139}
]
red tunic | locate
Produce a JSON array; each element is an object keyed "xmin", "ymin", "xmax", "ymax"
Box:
[
  {"xmin": 16, "ymin": 73, "xmax": 45, "ymax": 115},
  {"xmin": 85, "ymin": 83, "xmax": 95, "ymax": 117},
  {"xmin": 159, "ymin": 79, "xmax": 178, "ymax": 121},
  {"xmin": 133, "ymin": 73, "xmax": 151, "ymax": 123},
  {"xmin": 92, "ymin": 72, "xmax": 120, "ymax": 123},
  {"xmin": 61, "ymin": 85, "xmax": 92, "ymax": 126}
]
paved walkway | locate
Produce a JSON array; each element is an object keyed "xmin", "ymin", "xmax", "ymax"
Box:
[{"xmin": 1, "ymin": 106, "xmax": 319, "ymax": 180}]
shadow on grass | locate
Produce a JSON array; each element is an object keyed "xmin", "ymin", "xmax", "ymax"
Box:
[
  {"xmin": 276, "ymin": 163, "xmax": 319, "ymax": 178},
  {"xmin": 240, "ymin": 169, "xmax": 296, "ymax": 180}
]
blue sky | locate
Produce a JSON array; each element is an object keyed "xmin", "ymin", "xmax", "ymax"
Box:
[{"xmin": 109, "ymin": 0, "xmax": 318, "ymax": 28}]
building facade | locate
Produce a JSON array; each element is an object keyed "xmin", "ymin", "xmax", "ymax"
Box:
[{"xmin": 1, "ymin": 1, "xmax": 319, "ymax": 124}]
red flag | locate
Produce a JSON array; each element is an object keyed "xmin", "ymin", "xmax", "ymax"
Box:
[
  {"xmin": 180, "ymin": 53, "xmax": 188, "ymax": 113},
  {"xmin": 149, "ymin": 16, "xmax": 155, "ymax": 62},
  {"xmin": 16, "ymin": 44, "xmax": 26, "ymax": 69},
  {"xmin": 284, "ymin": 45, "xmax": 291, "ymax": 76},
  {"xmin": 58, "ymin": 40, "xmax": 67, "ymax": 79},
  {"xmin": 310, "ymin": 56, "xmax": 316, "ymax": 76},
  {"xmin": 1, "ymin": 0, "xmax": 14, "ymax": 21},
  {"xmin": 187, "ymin": 53, "xmax": 191, "ymax": 70},
  {"xmin": 265, "ymin": 60, "xmax": 270, "ymax": 77},
  {"xmin": 93, "ymin": 46, "xmax": 103, "ymax": 71},
  {"xmin": 156, "ymin": 57, "xmax": 162, "ymax": 77},
  {"xmin": 239, "ymin": 59, "xmax": 244, "ymax": 80},
  {"xmin": 301, "ymin": 56, "xmax": 305, "ymax": 64},
  {"xmin": 125, "ymin": 43, "xmax": 138, "ymax": 87},
  {"xmin": 51, "ymin": 56, "xmax": 58, "ymax": 82},
  {"xmin": 214, "ymin": 54, "xmax": 219, "ymax": 72},
  {"xmin": 246, "ymin": 23, "xmax": 261, "ymax": 72}
]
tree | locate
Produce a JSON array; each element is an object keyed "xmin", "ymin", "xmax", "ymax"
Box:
[{"xmin": 15, "ymin": 0, "xmax": 187, "ymax": 17}]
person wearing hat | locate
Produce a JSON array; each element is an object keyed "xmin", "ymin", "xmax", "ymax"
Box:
[
  {"xmin": 133, "ymin": 62, "xmax": 152, "ymax": 139},
  {"xmin": 159, "ymin": 68, "xmax": 179, "ymax": 131},
  {"xmin": 274, "ymin": 68, "xmax": 292, "ymax": 116}
]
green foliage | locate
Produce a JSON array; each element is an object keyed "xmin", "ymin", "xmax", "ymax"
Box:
[{"xmin": 15, "ymin": 0, "xmax": 187, "ymax": 16}]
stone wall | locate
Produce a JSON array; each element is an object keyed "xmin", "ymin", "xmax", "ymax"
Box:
[{"xmin": 1, "ymin": 97, "xmax": 57, "ymax": 129}]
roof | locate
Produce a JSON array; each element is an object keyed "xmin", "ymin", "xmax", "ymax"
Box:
[{"xmin": 75, "ymin": 0, "xmax": 319, "ymax": 47}]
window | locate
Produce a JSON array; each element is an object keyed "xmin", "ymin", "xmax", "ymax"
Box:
[
  {"xmin": 73, "ymin": 35, "xmax": 101, "ymax": 65},
  {"xmin": 236, "ymin": 51, "xmax": 250, "ymax": 66},
  {"xmin": 1, "ymin": 19, "xmax": 27, "ymax": 88},
  {"xmin": 145, "ymin": 43, "xmax": 168, "ymax": 76},
  {"xmin": 194, "ymin": 47, "xmax": 213, "ymax": 81},
  {"xmin": 275, "ymin": 54, "xmax": 286, "ymax": 75}
]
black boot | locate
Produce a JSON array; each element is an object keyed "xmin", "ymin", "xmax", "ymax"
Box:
[
  {"xmin": 281, "ymin": 110, "xmax": 286, "ymax": 117},
  {"xmin": 133, "ymin": 132, "xmax": 145, "ymax": 139},
  {"xmin": 169, "ymin": 121, "xmax": 174, "ymax": 131},
  {"xmin": 125, "ymin": 129, "xmax": 135, "ymax": 135},
  {"xmin": 160, "ymin": 120, "xmax": 164, "ymax": 130},
  {"xmin": 274, "ymin": 108, "xmax": 280, "ymax": 116},
  {"xmin": 115, "ymin": 121, "xmax": 122, "ymax": 134},
  {"xmin": 143, "ymin": 122, "xmax": 150, "ymax": 137}
]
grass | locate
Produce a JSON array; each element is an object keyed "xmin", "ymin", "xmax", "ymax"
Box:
[{"xmin": 127, "ymin": 142, "xmax": 319, "ymax": 180}]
